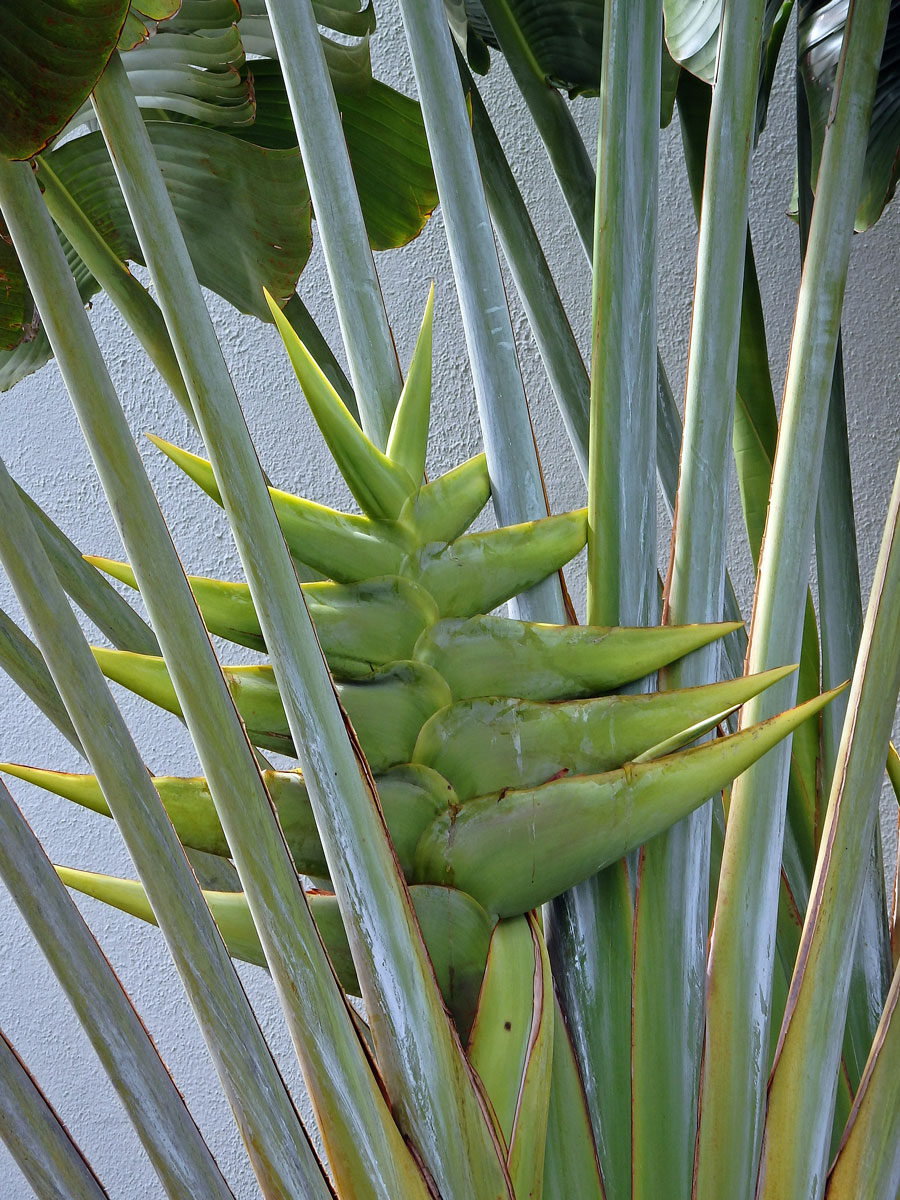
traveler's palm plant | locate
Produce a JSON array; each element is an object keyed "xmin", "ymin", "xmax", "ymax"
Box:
[{"xmin": 0, "ymin": 1, "xmax": 898, "ymax": 1199}]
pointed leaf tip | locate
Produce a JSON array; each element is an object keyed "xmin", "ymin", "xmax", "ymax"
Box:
[
  {"xmin": 266, "ymin": 289, "xmax": 416, "ymax": 519},
  {"xmin": 387, "ymin": 284, "xmax": 435, "ymax": 482}
]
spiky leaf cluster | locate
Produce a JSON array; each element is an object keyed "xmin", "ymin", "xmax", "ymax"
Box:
[{"xmin": 3, "ymin": 292, "xmax": 831, "ymax": 1039}]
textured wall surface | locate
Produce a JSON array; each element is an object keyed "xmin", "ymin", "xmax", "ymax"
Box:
[{"xmin": 1, "ymin": 10, "xmax": 898, "ymax": 1197}]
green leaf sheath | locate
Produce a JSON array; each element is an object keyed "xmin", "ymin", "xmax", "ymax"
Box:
[
  {"xmin": 386, "ymin": 284, "xmax": 434, "ymax": 484},
  {"xmin": 265, "ymin": 290, "xmax": 416, "ymax": 519},
  {"xmin": 91, "ymin": 648, "xmax": 451, "ymax": 768},
  {"xmin": 415, "ymin": 615, "xmax": 740, "ymax": 700},
  {"xmin": 90, "ymin": 557, "xmax": 439, "ymax": 670},
  {"xmin": 415, "ymin": 667, "xmax": 796, "ymax": 799},
  {"xmin": 413, "ymin": 689, "xmax": 839, "ymax": 917}
]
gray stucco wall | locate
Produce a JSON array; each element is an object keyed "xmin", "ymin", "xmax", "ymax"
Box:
[{"xmin": 1, "ymin": 10, "xmax": 898, "ymax": 1196}]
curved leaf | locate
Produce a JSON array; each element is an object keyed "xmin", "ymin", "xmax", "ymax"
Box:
[
  {"xmin": 2, "ymin": 116, "xmax": 311, "ymax": 387},
  {"xmin": 118, "ymin": 1, "xmax": 182, "ymax": 52},
  {"xmin": 67, "ymin": 0, "xmax": 255, "ymax": 129}
]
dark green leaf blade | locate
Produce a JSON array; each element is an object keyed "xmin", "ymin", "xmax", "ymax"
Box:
[
  {"xmin": 800, "ymin": 0, "xmax": 900, "ymax": 229},
  {"xmin": 0, "ymin": 0, "xmax": 130, "ymax": 158}
]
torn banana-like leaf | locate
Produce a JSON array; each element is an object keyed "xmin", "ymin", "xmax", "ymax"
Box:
[
  {"xmin": 412, "ymin": 687, "xmax": 842, "ymax": 917},
  {"xmin": 58, "ymin": 867, "xmax": 495, "ymax": 1036},
  {"xmin": 387, "ymin": 285, "xmax": 434, "ymax": 483},
  {"xmin": 414, "ymin": 665, "xmax": 797, "ymax": 799},
  {"xmin": 91, "ymin": 647, "xmax": 451, "ymax": 770},
  {"xmin": 89, "ymin": 557, "xmax": 439, "ymax": 672},
  {"xmin": 415, "ymin": 613, "xmax": 744, "ymax": 701},
  {"xmin": 266, "ymin": 289, "xmax": 417, "ymax": 520},
  {"xmin": 407, "ymin": 509, "xmax": 588, "ymax": 618}
]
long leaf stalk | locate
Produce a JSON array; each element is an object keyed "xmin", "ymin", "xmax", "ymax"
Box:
[
  {"xmin": 0, "ymin": 152, "xmax": 395, "ymax": 1200},
  {"xmin": 465, "ymin": 65, "xmax": 749, "ymax": 685},
  {"xmin": 0, "ymin": 606, "xmax": 82, "ymax": 752},
  {"xmin": 395, "ymin": 0, "xmax": 566, "ymax": 626},
  {"xmin": 476, "ymin": 0, "xmax": 596, "ymax": 254},
  {"xmin": 262, "ymin": 0, "xmax": 402, "ymax": 447},
  {"xmin": 675, "ymin": 75, "xmax": 885, "ymax": 1109},
  {"xmin": 0, "ymin": 779, "xmax": 235, "ymax": 1200},
  {"xmin": 13, "ymin": 480, "xmax": 160, "ymax": 655},
  {"xmin": 0, "ymin": 410, "xmax": 324, "ymax": 1197},
  {"xmin": 465, "ymin": 65, "xmax": 590, "ymax": 479},
  {"xmin": 35, "ymin": 153, "xmax": 196, "ymax": 428},
  {"xmin": 798, "ymin": 73, "xmax": 892, "ymax": 1082},
  {"xmin": 695, "ymin": 4, "xmax": 892, "ymax": 1196},
  {"xmin": 550, "ymin": 6, "xmax": 661, "ymax": 1198},
  {"xmin": 677, "ymin": 63, "xmax": 837, "ymax": 1017},
  {"xmin": 826, "ymin": 947, "xmax": 900, "ymax": 1199},
  {"xmin": 0, "ymin": 1028, "xmax": 109, "ymax": 1200},
  {"xmin": 758, "ymin": 451, "xmax": 900, "ymax": 1198},
  {"xmin": 464, "ymin": 32, "xmax": 749, "ymax": 680},
  {"xmin": 587, "ymin": 0, "xmax": 659, "ymax": 630},
  {"xmin": 636, "ymin": 3, "xmax": 768, "ymax": 1196},
  {"xmin": 89, "ymin": 54, "xmax": 512, "ymax": 1200}
]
